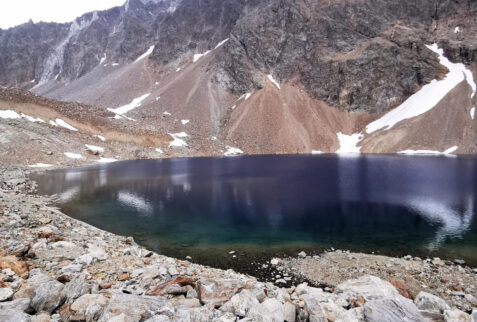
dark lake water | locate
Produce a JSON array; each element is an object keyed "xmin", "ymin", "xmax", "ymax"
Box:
[{"xmin": 32, "ymin": 154, "xmax": 477, "ymax": 269}]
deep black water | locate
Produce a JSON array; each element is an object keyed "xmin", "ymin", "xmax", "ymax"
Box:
[{"xmin": 32, "ymin": 154, "xmax": 477, "ymax": 268}]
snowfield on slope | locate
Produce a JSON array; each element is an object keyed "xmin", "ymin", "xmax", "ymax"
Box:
[
  {"xmin": 398, "ymin": 146, "xmax": 458, "ymax": 155},
  {"xmin": 336, "ymin": 132, "xmax": 363, "ymax": 154},
  {"xmin": 169, "ymin": 132, "xmax": 188, "ymax": 147},
  {"xmin": 224, "ymin": 146, "xmax": 244, "ymax": 156},
  {"xmin": 366, "ymin": 44, "xmax": 476, "ymax": 134},
  {"xmin": 49, "ymin": 118, "xmax": 78, "ymax": 131},
  {"xmin": 108, "ymin": 93, "xmax": 151, "ymax": 116}
]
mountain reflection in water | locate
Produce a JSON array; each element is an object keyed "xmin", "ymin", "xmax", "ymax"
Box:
[{"xmin": 32, "ymin": 154, "xmax": 477, "ymax": 264}]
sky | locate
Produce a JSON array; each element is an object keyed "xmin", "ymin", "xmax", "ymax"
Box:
[{"xmin": 0, "ymin": 0, "xmax": 126, "ymax": 29}]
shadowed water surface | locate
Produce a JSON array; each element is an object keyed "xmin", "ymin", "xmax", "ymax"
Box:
[{"xmin": 32, "ymin": 154, "xmax": 477, "ymax": 268}]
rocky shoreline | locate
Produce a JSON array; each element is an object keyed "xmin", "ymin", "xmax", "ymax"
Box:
[{"xmin": 0, "ymin": 166, "xmax": 476, "ymax": 321}]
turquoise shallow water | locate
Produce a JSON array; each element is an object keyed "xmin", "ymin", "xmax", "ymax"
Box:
[{"xmin": 33, "ymin": 154, "xmax": 477, "ymax": 268}]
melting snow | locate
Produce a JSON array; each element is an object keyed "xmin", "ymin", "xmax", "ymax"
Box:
[
  {"xmin": 134, "ymin": 45, "xmax": 155, "ymax": 63},
  {"xmin": 100, "ymin": 54, "xmax": 107, "ymax": 64},
  {"xmin": 398, "ymin": 146, "xmax": 458, "ymax": 155},
  {"xmin": 245, "ymin": 93, "xmax": 252, "ymax": 100},
  {"xmin": 454, "ymin": 26, "xmax": 461, "ymax": 33},
  {"xmin": 193, "ymin": 50, "xmax": 211, "ymax": 63},
  {"xmin": 108, "ymin": 93, "xmax": 151, "ymax": 115},
  {"xmin": 224, "ymin": 146, "xmax": 244, "ymax": 156},
  {"xmin": 64, "ymin": 152, "xmax": 84, "ymax": 159},
  {"xmin": 181, "ymin": 120, "xmax": 190, "ymax": 125},
  {"xmin": 97, "ymin": 157, "xmax": 117, "ymax": 163},
  {"xmin": 366, "ymin": 44, "xmax": 476, "ymax": 134},
  {"xmin": 21, "ymin": 113, "xmax": 45, "ymax": 123},
  {"xmin": 50, "ymin": 118, "xmax": 78, "ymax": 131},
  {"xmin": 336, "ymin": 132, "xmax": 363, "ymax": 154},
  {"xmin": 85, "ymin": 144, "xmax": 104, "ymax": 153},
  {"xmin": 471, "ymin": 107, "xmax": 475, "ymax": 120},
  {"xmin": 214, "ymin": 38, "xmax": 229, "ymax": 49},
  {"xmin": 29, "ymin": 163, "xmax": 52, "ymax": 168},
  {"xmin": 155, "ymin": 148, "xmax": 164, "ymax": 154},
  {"xmin": 312, "ymin": 150, "xmax": 324, "ymax": 154},
  {"xmin": 267, "ymin": 74, "xmax": 280, "ymax": 89},
  {"xmin": 0, "ymin": 110, "xmax": 21, "ymax": 119},
  {"xmin": 95, "ymin": 135, "xmax": 106, "ymax": 142},
  {"xmin": 168, "ymin": 132, "xmax": 188, "ymax": 147}
]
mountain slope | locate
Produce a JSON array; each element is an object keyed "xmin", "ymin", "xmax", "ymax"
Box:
[{"xmin": 0, "ymin": 0, "xmax": 476, "ymax": 160}]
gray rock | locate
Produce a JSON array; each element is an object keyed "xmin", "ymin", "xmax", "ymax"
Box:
[
  {"xmin": 301, "ymin": 293, "xmax": 326, "ymax": 322},
  {"xmin": 30, "ymin": 280, "xmax": 65, "ymax": 313},
  {"xmin": 198, "ymin": 279, "xmax": 245, "ymax": 308},
  {"xmin": 230, "ymin": 289, "xmax": 259, "ymax": 317},
  {"xmin": 98, "ymin": 293, "xmax": 174, "ymax": 321},
  {"xmin": 70, "ymin": 294, "xmax": 108, "ymax": 314},
  {"xmin": 145, "ymin": 315, "xmax": 171, "ymax": 322},
  {"xmin": 247, "ymin": 298, "xmax": 284, "ymax": 322},
  {"xmin": 0, "ymin": 298, "xmax": 31, "ymax": 313},
  {"xmin": 61, "ymin": 275, "xmax": 92, "ymax": 303},
  {"xmin": 471, "ymin": 310, "xmax": 476, "ymax": 322},
  {"xmin": 174, "ymin": 306, "xmax": 218, "ymax": 322},
  {"xmin": 363, "ymin": 296, "xmax": 424, "ymax": 322},
  {"xmin": 415, "ymin": 291, "xmax": 450, "ymax": 313},
  {"xmin": 283, "ymin": 302, "xmax": 296, "ymax": 322},
  {"xmin": 444, "ymin": 309, "xmax": 471, "ymax": 322},
  {"xmin": 30, "ymin": 313, "xmax": 51, "ymax": 322},
  {"xmin": 335, "ymin": 275, "xmax": 399, "ymax": 301},
  {"xmin": 0, "ymin": 308, "xmax": 31, "ymax": 322},
  {"xmin": 0, "ymin": 288, "xmax": 14, "ymax": 301}
]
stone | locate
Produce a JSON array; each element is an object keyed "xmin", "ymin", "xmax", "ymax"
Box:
[
  {"xmin": 0, "ymin": 256, "xmax": 28, "ymax": 276},
  {"xmin": 173, "ymin": 298, "xmax": 201, "ymax": 308},
  {"xmin": 173, "ymin": 306, "xmax": 217, "ymax": 321},
  {"xmin": 145, "ymin": 316, "xmax": 171, "ymax": 322},
  {"xmin": 471, "ymin": 310, "xmax": 476, "ymax": 322},
  {"xmin": 77, "ymin": 254, "xmax": 93, "ymax": 266},
  {"xmin": 70, "ymin": 294, "xmax": 108, "ymax": 313},
  {"xmin": 444, "ymin": 309, "xmax": 471, "ymax": 322},
  {"xmin": 0, "ymin": 308, "xmax": 31, "ymax": 322},
  {"xmin": 198, "ymin": 279, "xmax": 245, "ymax": 308},
  {"xmin": 61, "ymin": 275, "xmax": 91, "ymax": 303},
  {"xmin": 147, "ymin": 276, "xmax": 195, "ymax": 296},
  {"xmin": 283, "ymin": 302, "xmax": 296, "ymax": 322},
  {"xmin": 335, "ymin": 275, "xmax": 399, "ymax": 301},
  {"xmin": 363, "ymin": 295, "xmax": 424, "ymax": 322},
  {"xmin": 298, "ymin": 251, "xmax": 307, "ymax": 258},
  {"xmin": 98, "ymin": 293, "xmax": 174, "ymax": 321},
  {"xmin": 0, "ymin": 287, "xmax": 13, "ymax": 301},
  {"xmin": 30, "ymin": 280, "xmax": 65, "ymax": 313},
  {"xmin": 414, "ymin": 291, "xmax": 450, "ymax": 313},
  {"xmin": 389, "ymin": 279, "xmax": 412, "ymax": 299},
  {"xmin": 0, "ymin": 298, "xmax": 31, "ymax": 312},
  {"xmin": 231, "ymin": 289, "xmax": 259, "ymax": 317},
  {"xmin": 166, "ymin": 284, "xmax": 186, "ymax": 295},
  {"xmin": 454, "ymin": 259, "xmax": 466, "ymax": 265},
  {"xmin": 118, "ymin": 273, "xmax": 131, "ymax": 281},
  {"xmin": 31, "ymin": 313, "xmax": 51, "ymax": 322},
  {"xmin": 270, "ymin": 259, "xmax": 279, "ymax": 265},
  {"xmin": 301, "ymin": 293, "xmax": 326, "ymax": 322}
]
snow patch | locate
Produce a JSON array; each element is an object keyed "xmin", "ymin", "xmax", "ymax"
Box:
[
  {"xmin": 100, "ymin": 53, "xmax": 107, "ymax": 64},
  {"xmin": 108, "ymin": 93, "xmax": 151, "ymax": 115},
  {"xmin": 95, "ymin": 135, "xmax": 106, "ymax": 142},
  {"xmin": 29, "ymin": 163, "xmax": 52, "ymax": 168},
  {"xmin": 336, "ymin": 132, "xmax": 363, "ymax": 154},
  {"xmin": 64, "ymin": 152, "xmax": 84, "ymax": 159},
  {"xmin": 163, "ymin": 111, "xmax": 171, "ymax": 116},
  {"xmin": 471, "ymin": 107, "xmax": 475, "ymax": 120},
  {"xmin": 267, "ymin": 74, "xmax": 280, "ymax": 89},
  {"xmin": 97, "ymin": 157, "xmax": 117, "ymax": 163},
  {"xmin": 168, "ymin": 132, "xmax": 188, "ymax": 147},
  {"xmin": 21, "ymin": 113, "xmax": 45, "ymax": 123},
  {"xmin": 224, "ymin": 146, "xmax": 243, "ymax": 156},
  {"xmin": 85, "ymin": 144, "xmax": 104, "ymax": 153},
  {"xmin": 366, "ymin": 44, "xmax": 477, "ymax": 134},
  {"xmin": 398, "ymin": 146, "xmax": 458, "ymax": 155},
  {"xmin": 244, "ymin": 93, "xmax": 251, "ymax": 100},
  {"xmin": 193, "ymin": 50, "xmax": 211, "ymax": 63},
  {"xmin": 214, "ymin": 38, "xmax": 229, "ymax": 49},
  {"xmin": 312, "ymin": 150, "xmax": 324, "ymax": 154},
  {"xmin": 155, "ymin": 148, "xmax": 164, "ymax": 154},
  {"xmin": 134, "ymin": 45, "xmax": 155, "ymax": 63},
  {"xmin": 176, "ymin": 67, "xmax": 182, "ymax": 72},
  {"xmin": 0, "ymin": 110, "xmax": 21, "ymax": 119},
  {"xmin": 454, "ymin": 26, "xmax": 461, "ymax": 33},
  {"xmin": 181, "ymin": 120, "xmax": 190, "ymax": 125},
  {"xmin": 112, "ymin": 63, "xmax": 119, "ymax": 67},
  {"xmin": 231, "ymin": 105, "xmax": 237, "ymax": 110},
  {"xmin": 50, "ymin": 118, "xmax": 78, "ymax": 131}
]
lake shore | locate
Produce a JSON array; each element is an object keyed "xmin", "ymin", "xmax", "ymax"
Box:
[{"xmin": 1, "ymin": 165, "xmax": 476, "ymax": 321}]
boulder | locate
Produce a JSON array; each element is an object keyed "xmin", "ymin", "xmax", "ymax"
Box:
[
  {"xmin": 414, "ymin": 291, "xmax": 450, "ymax": 313},
  {"xmin": 30, "ymin": 280, "xmax": 65, "ymax": 313},
  {"xmin": 0, "ymin": 256, "xmax": 28, "ymax": 276},
  {"xmin": 471, "ymin": 310, "xmax": 476, "ymax": 322},
  {"xmin": 301, "ymin": 293, "xmax": 326, "ymax": 322},
  {"xmin": 444, "ymin": 309, "xmax": 471, "ymax": 322},
  {"xmin": 70, "ymin": 294, "xmax": 108, "ymax": 313},
  {"xmin": 173, "ymin": 306, "xmax": 217, "ymax": 322},
  {"xmin": 283, "ymin": 302, "xmax": 296, "ymax": 322},
  {"xmin": 30, "ymin": 313, "xmax": 51, "ymax": 322},
  {"xmin": 61, "ymin": 275, "xmax": 91, "ymax": 303},
  {"xmin": 0, "ymin": 308, "xmax": 31, "ymax": 322},
  {"xmin": 231, "ymin": 289, "xmax": 259, "ymax": 317},
  {"xmin": 198, "ymin": 279, "xmax": 246, "ymax": 308},
  {"xmin": 335, "ymin": 275, "xmax": 399, "ymax": 301},
  {"xmin": 0, "ymin": 298, "xmax": 31, "ymax": 312},
  {"xmin": 145, "ymin": 316, "xmax": 171, "ymax": 322},
  {"xmin": 363, "ymin": 296, "xmax": 424, "ymax": 322},
  {"xmin": 98, "ymin": 293, "xmax": 174, "ymax": 321},
  {"xmin": 0, "ymin": 287, "xmax": 13, "ymax": 301},
  {"xmin": 247, "ymin": 298, "xmax": 284, "ymax": 322}
]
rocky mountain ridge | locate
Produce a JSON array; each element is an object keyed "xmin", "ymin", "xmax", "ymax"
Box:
[{"xmin": 0, "ymin": 0, "xmax": 476, "ymax": 156}]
